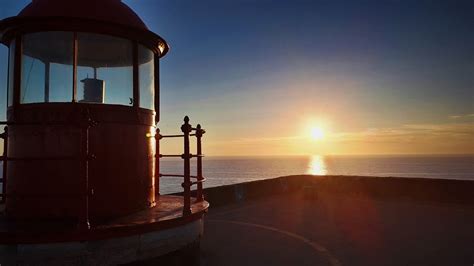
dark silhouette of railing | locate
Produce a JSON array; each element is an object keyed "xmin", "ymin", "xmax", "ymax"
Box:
[
  {"xmin": 158, "ymin": 116, "xmax": 206, "ymax": 216},
  {"xmin": 0, "ymin": 125, "xmax": 8, "ymax": 206}
]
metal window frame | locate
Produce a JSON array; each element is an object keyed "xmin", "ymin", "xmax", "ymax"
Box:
[{"xmin": 12, "ymin": 35, "xmax": 22, "ymax": 109}]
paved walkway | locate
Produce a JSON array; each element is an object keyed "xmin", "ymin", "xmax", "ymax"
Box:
[{"xmin": 200, "ymin": 192, "xmax": 474, "ymax": 266}]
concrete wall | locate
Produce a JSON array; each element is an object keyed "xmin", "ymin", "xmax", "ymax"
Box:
[{"xmin": 199, "ymin": 175, "xmax": 474, "ymax": 207}]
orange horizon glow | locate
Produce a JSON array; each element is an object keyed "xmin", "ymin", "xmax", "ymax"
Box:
[{"xmin": 157, "ymin": 114, "xmax": 474, "ymax": 157}]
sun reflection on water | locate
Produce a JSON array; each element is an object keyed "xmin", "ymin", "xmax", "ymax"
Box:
[{"xmin": 308, "ymin": 155, "xmax": 327, "ymax": 175}]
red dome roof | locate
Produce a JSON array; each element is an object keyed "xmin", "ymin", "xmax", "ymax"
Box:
[
  {"xmin": 18, "ymin": 0, "xmax": 148, "ymax": 30},
  {"xmin": 0, "ymin": 0, "xmax": 169, "ymax": 57}
]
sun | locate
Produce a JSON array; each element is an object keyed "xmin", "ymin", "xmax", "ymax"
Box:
[{"xmin": 310, "ymin": 127, "xmax": 325, "ymax": 141}]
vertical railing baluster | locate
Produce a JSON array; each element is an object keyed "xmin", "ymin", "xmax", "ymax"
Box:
[
  {"xmin": 181, "ymin": 116, "xmax": 192, "ymax": 216},
  {"xmin": 155, "ymin": 128, "xmax": 161, "ymax": 196},
  {"xmin": 195, "ymin": 124, "xmax": 204, "ymax": 202},
  {"xmin": 1, "ymin": 126, "xmax": 8, "ymax": 204}
]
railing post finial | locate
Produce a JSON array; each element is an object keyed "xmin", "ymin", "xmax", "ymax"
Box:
[{"xmin": 181, "ymin": 116, "xmax": 192, "ymax": 135}]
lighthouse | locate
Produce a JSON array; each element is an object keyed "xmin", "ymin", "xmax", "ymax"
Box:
[{"xmin": 0, "ymin": 0, "xmax": 208, "ymax": 264}]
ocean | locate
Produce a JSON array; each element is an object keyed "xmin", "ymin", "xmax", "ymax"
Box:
[
  {"xmin": 1, "ymin": 155, "xmax": 473, "ymax": 195},
  {"xmin": 160, "ymin": 155, "xmax": 474, "ymax": 194}
]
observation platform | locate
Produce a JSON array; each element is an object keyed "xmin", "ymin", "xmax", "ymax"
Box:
[
  {"xmin": 160, "ymin": 175, "xmax": 474, "ymax": 266},
  {"xmin": 199, "ymin": 192, "xmax": 474, "ymax": 266}
]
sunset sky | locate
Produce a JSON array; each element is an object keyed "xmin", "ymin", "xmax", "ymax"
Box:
[{"xmin": 0, "ymin": 0, "xmax": 473, "ymax": 156}]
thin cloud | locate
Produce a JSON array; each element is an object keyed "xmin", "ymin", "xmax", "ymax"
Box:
[
  {"xmin": 232, "ymin": 135, "xmax": 303, "ymax": 143},
  {"xmin": 223, "ymin": 122, "xmax": 474, "ymax": 144},
  {"xmin": 449, "ymin": 113, "xmax": 474, "ymax": 119},
  {"xmin": 326, "ymin": 122, "xmax": 474, "ymax": 144}
]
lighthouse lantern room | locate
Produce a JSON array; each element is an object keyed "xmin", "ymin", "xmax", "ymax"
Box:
[{"xmin": 0, "ymin": 0, "xmax": 208, "ymax": 264}]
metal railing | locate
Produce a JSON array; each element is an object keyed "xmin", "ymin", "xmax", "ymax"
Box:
[
  {"xmin": 1, "ymin": 126, "xmax": 8, "ymax": 205},
  {"xmin": 0, "ymin": 110, "xmax": 96, "ymax": 231},
  {"xmin": 158, "ymin": 116, "xmax": 206, "ymax": 216}
]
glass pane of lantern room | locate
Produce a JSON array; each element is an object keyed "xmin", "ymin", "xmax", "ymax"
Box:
[
  {"xmin": 7, "ymin": 39, "xmax": 15, "ymax": 107},
  {"xmin": 21, "ymin": 51, "xmax": 45, "ymax": 104},
  {"xmin": 21, "ymin": 32, "xmax": 74, "ymax": 104},
  {"xmin": 139, "ymin": 45, "xmax": 155, "ymax": 110},
  {"xmin": 77, "ymin": 33, "xmax": 133, "ymax": 106}
]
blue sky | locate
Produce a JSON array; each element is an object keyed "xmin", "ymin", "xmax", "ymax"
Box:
[{"xmin": 0, "ymin": 0, "xmax": 473, "ymax": 155}]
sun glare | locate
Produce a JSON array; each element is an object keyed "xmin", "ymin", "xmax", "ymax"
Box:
[{"xmin": 310, "ymin": 127, "xmax": 325, "ymax": 141}]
